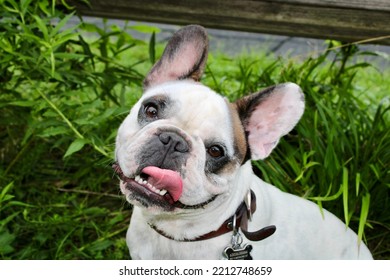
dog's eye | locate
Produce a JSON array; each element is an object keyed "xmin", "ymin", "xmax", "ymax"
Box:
[
  {"xmin": 144, "ymin": 104, "xmax": 158, "ymax": 119},
  {"xmin": 207, "ymin": 145, "xmax": 224, "ymax": 158}
]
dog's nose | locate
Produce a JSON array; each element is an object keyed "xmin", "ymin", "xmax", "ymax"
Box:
[{"xmin": 159, "ymin": 132, "xmax": 189, "ymax": 153}]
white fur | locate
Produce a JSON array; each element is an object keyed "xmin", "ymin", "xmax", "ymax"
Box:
[{"xmin": 126, "ymin": 162, "xmax": 372, "ymax": 259}]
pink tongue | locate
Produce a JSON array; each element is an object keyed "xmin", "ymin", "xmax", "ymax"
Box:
[{"xmin": 142, "ymin": 166, "xmax": 183, "ymax": 202}]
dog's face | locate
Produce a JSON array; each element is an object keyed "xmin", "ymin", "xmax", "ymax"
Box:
[
  {"xmin": 115, "ymin": 81, "xmax": 247, "ymax": 211},
  {"xmin": 114, "ymin": 25, "xmax": 304, "ymax": 213}
]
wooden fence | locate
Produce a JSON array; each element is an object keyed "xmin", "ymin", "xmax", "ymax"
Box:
[{"xmin": 71, "ymin": 0, "xmax": 390, "ymax": 45}]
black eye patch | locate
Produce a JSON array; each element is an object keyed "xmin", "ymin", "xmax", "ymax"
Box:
[
  {"xmin": 205, "ymin": 142, "xmax": 230, "ymax": 174},
  {"xmin": 138, "ymin": 95, "xmax": 171, "ymax": 125},
  {"xmin": 206, "ymin": 155, "xmax": 230, "ymax": 174}
]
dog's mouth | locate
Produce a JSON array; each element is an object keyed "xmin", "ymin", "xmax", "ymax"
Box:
[{"xmin": 112, "ymin": 163, "xmax": 183, "ymax": 208}]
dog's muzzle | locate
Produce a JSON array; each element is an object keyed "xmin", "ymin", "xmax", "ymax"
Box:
[{"xmin": 138, "ymin": 130, "xmax": 191, "ymax": 172}]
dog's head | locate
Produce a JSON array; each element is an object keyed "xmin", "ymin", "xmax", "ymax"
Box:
[{"xmin": 114, "ymin": 25, "xmax": 304, "ymax": 213}]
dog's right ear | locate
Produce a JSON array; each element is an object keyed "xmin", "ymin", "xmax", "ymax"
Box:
[
  {"xmin": 235, "ymin": 83, "xmax": 305, "ymax": 160},
  {"xmin": 143, "ymin": 25, "xmax": 209, "ymax": 89}
]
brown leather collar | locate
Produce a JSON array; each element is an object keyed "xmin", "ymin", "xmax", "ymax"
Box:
[{"xmin": 149, "ymin": 190, "xmax": 276, "ymax": 242}]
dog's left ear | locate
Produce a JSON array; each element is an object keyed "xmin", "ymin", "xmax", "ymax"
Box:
[
  {"xmin": 143, "ymin": 25, "xmax": 209, "ymax": 89},
  {"xmin": 235, "ymin": 83, "xmax": 305, "ymax": 160}
]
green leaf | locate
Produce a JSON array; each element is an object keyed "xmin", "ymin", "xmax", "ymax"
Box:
[
  {"xmin": 108, "ymin": 213, "xmax": 124, "ymax": 226},
  {"xmin": 0, "ymin": 229, "xmax": 16, "ymax": 254},
  {"xmin": 88, "ymin": 239, "xmax": 113, "ymax": 252},
  {"xmin": 8, "ymin": 100, "xmax": 36, "ymax": 107},
  {"xmin": 38, "ymin": 0, "xmax": 51, "ymax": 16},
  {"xmin": 63, "ymin": 138, "xmax": 87, "ymax": 158},
  {"xmin": 149, "ymin": 31, "xmax": 156, "ymax": 64},
  {"xmin": 20, "ymin": 0, "xmax": 34, "ymax": 15},
  {"xmin": 355, "ymin": 173, "xmax": 361, "ymax": 196},
  {"xmin": 52, "ymin": 31, "xmax": 78, "ymax": 47},
  {"xmin": 80, "ymin": 22, "xmax": 105, "ymax": 35},
  {"xmin": 357, "ymin": 193, "xmax": 370, "ymax": 246},
  {"xmin": 60, "ymin": 0, "xmax": 75, "ymax": 10},
  {"xmin": 342, "ymin": 167, "xmax": 350, "ymax": 227},
  {"xmin": 0, "ymin": 212, "xmax": 21, "ymax": 227},
  {"xmin": 0, "ymin": 182, "xmax": 14, "ymax": 204},
  {"xmin": 3, "ymin": 0, "xmax": 19, "ymax": 14},
  {"xmin": 130, "ymin": 25, "xmax": 161, "ymax": 34},
  {"xmin": 50, "ymin": 12, "xmax": 76, "ymax": 38},
  {"xmin": 39, "ymin": 126, "xmax": 69, "ymax": 137},
  {"xmin": 308, "ymin": 183, "xmax": 343, "ymax": 202},
  {"xmin": 32, "ymin": 15, "xmax": 49, "ymax": 41},
  {"xmin": 8, "ymin": 201, "xmax": 35, "ymax": 208}
]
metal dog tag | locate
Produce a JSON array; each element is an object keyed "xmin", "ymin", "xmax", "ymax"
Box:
[
  {"xmin": 223, "ymin": 214, "xmax": 253, "ymax": 260},
  {"xmin": 223, "ymin": 244, "xmax": 253, "ymax": 260}
]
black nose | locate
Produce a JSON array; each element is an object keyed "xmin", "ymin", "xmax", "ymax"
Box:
[{"xmin": 159, "ymin": 132, "xmax": 189, "ymax": 153}]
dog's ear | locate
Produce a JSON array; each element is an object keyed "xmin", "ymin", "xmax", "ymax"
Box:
[
  {"xmin": 143, "ymin": 25, "xmax": 209, "ymax": 89},
  {"xmin": 235, "ymin": 83, "xmax": 305, "ymax": 160}
]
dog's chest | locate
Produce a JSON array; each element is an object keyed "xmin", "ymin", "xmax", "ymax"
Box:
[{"xmin": 127, "ymin": 215, "xmax": 231, "ymax": 259}]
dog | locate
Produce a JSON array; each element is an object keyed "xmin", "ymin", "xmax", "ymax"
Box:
[{"xmin": 113, "ymin": 25, "xmax": 373, "ymax": 259}]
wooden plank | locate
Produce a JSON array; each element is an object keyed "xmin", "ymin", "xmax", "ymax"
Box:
[
  {"xmin": 70, "ymin": 0, "xmax": 390, "ymax": 45},
  {"xmin": 270, "ymin": 0, "xmax": 390, "ymax": 11}
]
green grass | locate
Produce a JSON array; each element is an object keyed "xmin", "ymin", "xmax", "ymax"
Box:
[{"xmin": 1, "ymin": 0, "xmax": 389, "ymax": 259}]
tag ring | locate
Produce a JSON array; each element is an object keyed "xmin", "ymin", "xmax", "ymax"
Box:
[
  {"xmin": 231, "ymin": 214, "xmax": 243, "ymax": 248},
  {"xmin": 232, "ymin": 214, "xmax": 237, "ymax": 233}
]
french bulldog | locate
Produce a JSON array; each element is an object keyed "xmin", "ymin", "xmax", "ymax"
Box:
[{"xmin": 113, "ymin": 25, "xmax": 373, "ymax": 259}]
